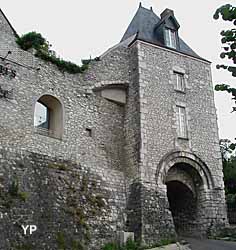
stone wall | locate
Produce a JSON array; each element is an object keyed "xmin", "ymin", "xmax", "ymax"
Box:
[
  {"xmin": 135, "ymin": 40, "xmax": 228, "ymax": 241},
  {"xmin": 0, "ymin": 10, "xmax": 132, "ymax": 249},
  {"xmin": 136, "ymin": 40, "xmax": 222, "ymax": 186},
  {"xmin": 0, "ymin": 8, "xmax": 229, "ymax": 248},
  {"xmin": 0, "ymin": 148, "xmax": 127, "ymax": 249}
]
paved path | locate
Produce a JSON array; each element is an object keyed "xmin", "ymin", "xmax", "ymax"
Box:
[{"xmin": 185, "ymin": 238, "xmax": 236, "ymax": 250}]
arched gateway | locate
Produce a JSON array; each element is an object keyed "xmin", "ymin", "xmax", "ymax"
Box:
[{"xmin": 156, "ymin": 151, "xmax": 220, "ymax": 236}]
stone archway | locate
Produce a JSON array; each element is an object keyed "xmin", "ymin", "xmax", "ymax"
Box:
[
  {"xmin": 156, "ymin": 151, "xmax": 215, "ymax": 237},
  {"xmin": 165, "ymin": 162, "xmax": 203, "ymax": 236},
  {"xmin": 156, "ymin": 151, "xmax": 214, "ymax": 190}
]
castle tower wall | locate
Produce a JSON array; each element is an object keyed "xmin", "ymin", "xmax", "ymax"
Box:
[{"xmin": 135, "ymin": 40, "xmax": 228, "ymax": 243}]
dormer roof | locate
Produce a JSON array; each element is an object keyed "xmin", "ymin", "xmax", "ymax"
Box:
[
  {"xmin": 121, "ymin": 4, "xmax": 208, "ymax": 62},
  {"xmin": 156, "ymin": 8, "xmax": 180, "ymax": 31}
]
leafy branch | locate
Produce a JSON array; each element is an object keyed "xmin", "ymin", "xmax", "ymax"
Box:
[{"xmin": 214, "ymin": 4, "xmax": 236, "ymax": 111}]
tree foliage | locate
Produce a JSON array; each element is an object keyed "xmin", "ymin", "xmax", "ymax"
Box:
[
  {"xmin": 220, "ymin": 139, "xmax": 236, "ymax": 160},
  {"xmin": 220, "ymin": 139, "xmax": 236, "ymax": 205},
  {"xmin": 16, "ymin": 32, "xmax": 48, "ymax": 51},
  {"xmin": 214, "ymin": 4, "xmax": 236, "ymax": 112}
]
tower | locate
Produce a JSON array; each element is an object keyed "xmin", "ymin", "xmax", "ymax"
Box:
[
  {"xmin": 0, "ymin": 4, "xmax": 229, "ymax": 249},
  {"xmin": 122, "ymin": 4, "xmax": 228, "ymax": 243}
]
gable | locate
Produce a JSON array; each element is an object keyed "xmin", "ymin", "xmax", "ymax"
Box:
[
  {"xmin": 0, "ymin": 8, "xmax": 18, "ymax": 39},
  {"xmin": 0, "ymin": 9, "xmax": 35, "ymax": 67}
]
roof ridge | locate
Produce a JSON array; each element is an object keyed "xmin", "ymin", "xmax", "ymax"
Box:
[
  {"xmin": 139, "ymin": 5, "xmax": 152, "ymax": 11},
  {"xmin": 139, "ymin": 2, "xmax": 155, "ymax": 12}
]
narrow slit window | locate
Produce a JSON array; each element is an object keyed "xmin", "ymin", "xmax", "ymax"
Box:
[
  {"xmin": 86, "ymin": 128, "xmax": 92, "ymax": 137},
  {"xmin": 177, "ymin": 106, "xmax": 187, "ymax": 138}
]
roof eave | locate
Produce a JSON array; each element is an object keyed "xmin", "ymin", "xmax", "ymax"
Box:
[{"xmin": 128, "ymin": 37, "xmax": 211, "ymax": 64}]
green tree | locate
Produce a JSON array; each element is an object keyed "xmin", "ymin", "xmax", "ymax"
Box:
[
  {"xmin": 213, "ymin": 4, "xmax": 236, "ymax": 112},
  {"xmin": 214, "ymin": 5, "xmax": 236, "ymax": 151},
  {"xmin": 220, "ymin": 138, "xmax": 236, "ymax": 160},
  {"xmin": 220, "ymin": 139, "xmax": 236, "ymax": 206}
]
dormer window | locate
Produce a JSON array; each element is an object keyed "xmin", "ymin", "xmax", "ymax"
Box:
[{"xmin": 164, "ymin": 28, "xmax": 177, "ymax": 49}]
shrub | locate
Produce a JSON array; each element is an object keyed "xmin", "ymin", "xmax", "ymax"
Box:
[
  {"xmin": 101, "ymin": 238, "xmax": 139, "ymax": 250},
  {"xmin": 102, "ymin": 242, "xmax": 119, "ymax": 250},
  {"xmin": 16, "ymin": 31, "xmax": 47, "ymax": 51},
  {"xmin": 16, "ymin": 32, "xmax": 94, "ymax": 74},
  {"xmin": 125, "ymin": 238, "xmax": 139, "ymax": 250}
]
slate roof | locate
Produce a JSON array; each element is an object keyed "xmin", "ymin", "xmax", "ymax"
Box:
[{"xmin": 121, "ymin": 5, "xmax": 209, "ymax": 62}]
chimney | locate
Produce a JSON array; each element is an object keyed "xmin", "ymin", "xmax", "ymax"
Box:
[{"xmin": 160, "ymin": 8, "xmax": 174, "ymax": 19}]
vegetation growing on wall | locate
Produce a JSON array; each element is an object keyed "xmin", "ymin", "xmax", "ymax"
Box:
[
  {"xmin": 63, "ymin": 171, "xmax": 106, "ymax": 247},
  {"xmin": 56, "ymin": 231, "xmax": 84, "ymax": 250},
  {"xmin": 47, "ymin": 161, "xmax": 108, "ymax": 249},
  {"xmin": 16, "ymin": 31, "xmax": 99, "ymax": 74},
  {"xmin": 0, "ymin": 176, "xmax": 29, "ymax": 209},
  {"xmin": 14, "ymin": 243, "xmax": 33, "ymax": 250}
]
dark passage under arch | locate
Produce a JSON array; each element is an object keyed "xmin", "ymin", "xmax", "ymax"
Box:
[{"xmin": 167, "ymin": 180, "xmax": 197, "ymax": 236}]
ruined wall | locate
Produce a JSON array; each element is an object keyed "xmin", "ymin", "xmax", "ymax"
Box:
[{"xmin": 0, "ymin": 10, "xmax": 133, "ymax": 249}]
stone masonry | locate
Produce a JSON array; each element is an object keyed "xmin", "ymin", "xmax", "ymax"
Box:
[{"xmin": 0, "ymin": 4, "xmax": 228, "ymax": 250}]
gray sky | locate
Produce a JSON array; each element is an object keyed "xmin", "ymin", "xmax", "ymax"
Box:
[{"xmin": 1, "ymin": 0, "xmax": 236, "ymax": 141}]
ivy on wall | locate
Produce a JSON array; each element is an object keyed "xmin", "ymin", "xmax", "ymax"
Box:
[{"xmin": 16, "ymin": 32, "xmax": 99, "ymax": 74}]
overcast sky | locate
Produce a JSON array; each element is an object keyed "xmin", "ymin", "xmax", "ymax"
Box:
[{"xmin": 1, "ymin": 0, "xmax": 236, "ymax": 141}]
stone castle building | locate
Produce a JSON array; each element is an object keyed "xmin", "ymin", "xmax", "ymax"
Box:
[{"xmin": 0, "ymin": 4, "xmax": 228, "ymax": 249}]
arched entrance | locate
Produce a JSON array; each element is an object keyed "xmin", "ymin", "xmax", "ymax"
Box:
[
  {"xmin": 167, "ymin": 180, "xmax": 197, "ymax": 235},
  {"xmin": 165, "ymin": 161, "xmax": 202, "ymax": 236},
  {"xmin": 156, "ymin": 151, "xmax": 215, "ymax": 237}
]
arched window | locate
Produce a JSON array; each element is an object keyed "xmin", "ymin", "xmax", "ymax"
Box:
[{"xmin": 34, "ymin": 95, "xmax": 63, "ymax": 139}]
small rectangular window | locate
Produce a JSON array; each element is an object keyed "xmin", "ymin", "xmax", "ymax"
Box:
[
  {"xmin": 86, "ymin": 128, "xmax": 92, "ymax": 137},
  {"xmin": 176, "ymin": 106, "xmax": 187, "ymax": 138},
  {"xmin": 174, "ymin": 72, "xmax": 185, "ymax": 92},
  {"xmin": 165, "ymin": 28, "xmax": 177, "ymax": 49}
]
